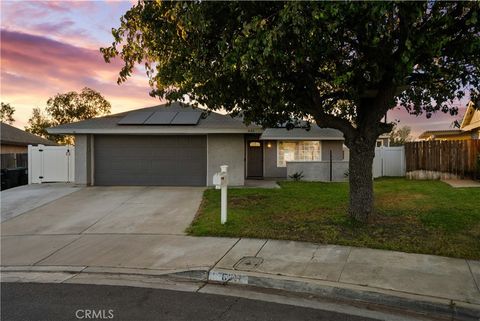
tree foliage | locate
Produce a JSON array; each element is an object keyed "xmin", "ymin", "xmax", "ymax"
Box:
[
  {"xmin": 389, "ymin": 125, "xmax": 412, "ymax": 146},
  {"xmin": 26, "ymin": 87, "xmax": 111, "ymax": 144},
  {"xmin": 1, "ymin": 102, "xmax": 15, "ymax": 124},
  {"xmin": 45, "ymin": 87, "xmax": 111, "ymax": 124},
  {"xmin": 25, "ymin": 108, "xmax": 57, "ymax": 142},
  {"xmin": 101, "ymin": 1, "xmax": 479, "ymax": 222},
  {"xmin": 102, "ymin": 2, "xmax": 479, "ymax": 131}
]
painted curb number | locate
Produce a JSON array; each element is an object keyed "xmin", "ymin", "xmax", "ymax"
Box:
[{"xmin": 208, "ymin": 271, "xmax": 248, "ymax": 285}]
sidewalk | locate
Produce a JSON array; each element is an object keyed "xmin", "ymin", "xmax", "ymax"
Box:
[{"xmin": 2, "ymin": 235, "xmax": 480, "ymax": 318}]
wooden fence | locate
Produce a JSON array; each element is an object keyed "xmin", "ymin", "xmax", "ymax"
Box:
[{"xmin": 405, "ymin": 140, "xmax": 480, "ymax": 179}]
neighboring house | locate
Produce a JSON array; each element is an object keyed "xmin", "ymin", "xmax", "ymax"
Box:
[
  {"xmin": 419, "ymin": 101, "xmax": 480, "ymax": 141},
  {"xmin": 1, "ymin": 122, "xmax": 57, "ymax": 154},
  {"xmin": 376, "ymin": 134, "xmax": 390, "ymax": 147},
  {"xmin": 47, "ymin": 103, "xmax": 345, "ymax": 186}
]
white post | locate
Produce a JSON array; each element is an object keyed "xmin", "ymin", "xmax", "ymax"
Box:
[
  {"xmin": 27, "ymin": 145, "xmax": 32, "ymax": 185},
  {"xmin": 220, "ymin": 165, "xmax": 228, "ymax": 224}
]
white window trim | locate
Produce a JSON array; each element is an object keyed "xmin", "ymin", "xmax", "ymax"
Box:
[{"xmin": 276, "ymin": 140, "xmax": 322, "ymax": 167}]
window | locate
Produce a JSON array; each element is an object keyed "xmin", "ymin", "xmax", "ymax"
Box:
[
  {"xmin": 277, "ymin": 141, "xmax": 321, "ymax": 167},
  {"xmin": 376, "ymin": 140, "xmax": 384, "ymax": 147},
  {"xmin": 249, "ymin": 141, "xmax": 261, "ymax": 147}
]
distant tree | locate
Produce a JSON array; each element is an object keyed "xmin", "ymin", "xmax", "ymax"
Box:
[
  {"xmin": 25, "ymin": 108, "xmax": 57, "ymax": 142},
  {"xmin": 45, "ymin": 87, "xmax": 111, "ymax": 124},
  {"xmin": 26, "ymin": 87, "xmax": 111, "ymax": 144},
  {"xmin": 1, "ymin": 102, "xmax": 15, "ymax": 124},
  {"xmin": 389, "ymin": 125, "xmax": 412, "ymax": 146},
  {"xmin": 102, "ymin": 2, "xmax": 480, "ymax": 222}
]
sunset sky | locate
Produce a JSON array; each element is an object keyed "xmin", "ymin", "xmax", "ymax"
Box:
[{"xmin": 0, "ymin": 1, "xmax": 471, "ymax": 138}]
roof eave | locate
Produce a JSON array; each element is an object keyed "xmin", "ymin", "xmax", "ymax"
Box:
[
  {"xmin": 259, "ymin": 136, "xmax": 344, "ymax": 141},
  {"xmin": 460, "ymin": 101, "xmax": 476, "ymax": 129},
  {"xmin": 461, "ymin": 123, "xmax": 480, "ymax": 132},
  {"xmin": 47, "ymin": 127, "xmax": 263, "ymax": 135}
]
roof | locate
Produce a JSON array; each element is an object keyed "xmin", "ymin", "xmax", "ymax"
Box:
[
  {"xmin": 1, "ymin": 122, "xmax": 58, "ymax": 146},
  {"xmin": 47, "ymin": 103, "xmax": 263, "ymax": 135},
  {"xmin": 260, "ymin": 127, "xmax": 344, "ymax": 141},
  {"xmin": 418, "ymin": 129, "xmax": 465, "ymax": 140},
  {"xmin": 460, "ymin": 101, "xmax": 480, "ymax": 131}
]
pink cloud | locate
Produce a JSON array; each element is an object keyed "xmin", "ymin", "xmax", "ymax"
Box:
[
  {"xmin": 0, "ymin": 1, "xmax": 110, "ymax": 49},
  {"xmin": 35, "ymin": 1, "xmax": 71, "ymax": 12},
  {"xmin": 0, "ymin": 29, "xmax": 159, "ymax": 128},
  {"xmin": 1, "ymin": 29, "xmax": 120, "ymax": 79}
]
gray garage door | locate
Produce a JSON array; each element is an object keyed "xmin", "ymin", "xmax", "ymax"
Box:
[{"xmin": 94, "ymin": 135, "xmax": 207, "ymax": 186}]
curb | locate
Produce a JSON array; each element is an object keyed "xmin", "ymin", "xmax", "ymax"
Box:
[
  {"xmin": 2, "ymin": 266, "xmax": 479, "ymax": 321},
  {"xmin": 205, "ymin": 268, "xmax": 480, "ymax": 321}
]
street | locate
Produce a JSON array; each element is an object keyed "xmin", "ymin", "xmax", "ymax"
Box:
[{"xmin": 2, "ymin": 282, "xmax": 376, "ymax": 321}]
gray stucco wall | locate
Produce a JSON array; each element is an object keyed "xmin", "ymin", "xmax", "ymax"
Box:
[
  {"xmin": 207, "ymin": 134, "xmax": 245, "ymax": 186},
  {"xmin": 74, "ymin": 134, "xmax": 92, "ymax": 185},
  {"xmin": 287, "ymin": 160, "xmax": 349, "ymax": 182},
  {"xmin": 264, "ymin": 140, "xmax": 287, "ymax": 178},
  {"xmin": 321, "ymin": 140, "xmax": 344, "ymax": 161}
]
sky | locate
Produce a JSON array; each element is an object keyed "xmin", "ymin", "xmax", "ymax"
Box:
[{"xmin": 0, "ymin": 0, "xmax": 471, "ymax": 138}]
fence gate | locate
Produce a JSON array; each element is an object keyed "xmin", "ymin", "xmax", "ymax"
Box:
[
  {"xmin": 373, "ymin": 146, "xmax": 406, "ymax": 178},
  {"xmin": 28, "ymin": 145, "xmax": 74, "ymax": 184}
]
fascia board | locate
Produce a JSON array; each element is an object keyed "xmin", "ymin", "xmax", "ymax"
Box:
[{"xmin": 47, "ymin": 127, "xmax": 263, "ymax": 135}]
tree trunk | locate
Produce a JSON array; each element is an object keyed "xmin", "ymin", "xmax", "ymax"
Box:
[{"xmin": 348, "ymin": 138, "xmax": 376, "ymax": 223}]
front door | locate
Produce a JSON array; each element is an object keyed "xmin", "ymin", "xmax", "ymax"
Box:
[{"xmin": 247, "ymin": 140, "xmax": 263, "ymax": 178}]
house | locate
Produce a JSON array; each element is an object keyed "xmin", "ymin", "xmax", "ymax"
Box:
[
  {"xmin": 1, "ymin": 123, "xmax": 58, "ymax": 188},
  {"xmin": 419, "ymin": 101, "xmax": 480, "ymax": 141},
  {"xmin": 1, "ymin": 122, "xmax": 57, "ymax": 154},
  {"xmin": 47, "ymin": 103, "xmax": 345, "ymax": 186},
  {"xmin": 376, "ymin": 134, "xmax": 390, "ymax": 147}
]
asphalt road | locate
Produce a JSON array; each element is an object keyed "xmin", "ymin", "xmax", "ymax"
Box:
[{"xmin": 1, "ymin": 282, "xmax": 377, "ymax": 321}]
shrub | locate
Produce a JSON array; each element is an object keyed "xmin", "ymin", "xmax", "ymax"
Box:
[{"xmin": 289, "ymin": 171, "xmax": 304, "ymax": 181}]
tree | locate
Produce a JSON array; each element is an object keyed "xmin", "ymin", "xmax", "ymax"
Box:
[
  {"xmin": 101, "ymin": 2, "xmax": 480, "ymax": 222},
  {"xmin": 1, "ymin": 102, "xmax": 15, "ymax": 124},
  {"xmin": 25, "ymin": 108, "xmax": 57, "ymax": 142},
  {"xmin": 26, "ymin": 87, "xmax": 111, "ymax": 144},
  {"xmin": 389, "ymin": 125, "xmax": 412, "ymax": 146}
]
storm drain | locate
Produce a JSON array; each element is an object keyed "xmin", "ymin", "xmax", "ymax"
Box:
[{"xmin": 233, "ymin": 256, "xmax": 263, "ymax": 271}]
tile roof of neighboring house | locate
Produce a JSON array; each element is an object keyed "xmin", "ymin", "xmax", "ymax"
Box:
[
  {"xmin": 1, "ymin": 122, "xmax": 58, "ymax": 146},
  {"xmin": 48, "ymin": 103, "xmax": 263, "ymax": 135},
  {"xmin": 418, "ymin": 129, "xmax": 464, "ymax": 140}
]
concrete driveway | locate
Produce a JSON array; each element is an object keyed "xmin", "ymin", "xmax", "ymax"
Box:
[
  {"xmin": 1, "ymin": 183, "xmax": 82, "ymax": 222},
  {"xmin": 1, "ymin": 186, "xmax": 205, "ymax": 235},
  {"xmin": 1, "ymin": 185, "xmax": 245, "ymax": 277},
  {"xmin": 1, "ymin": 185, "xmax": 237, "ymax": 272}
]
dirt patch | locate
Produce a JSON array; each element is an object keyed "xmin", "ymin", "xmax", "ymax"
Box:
[
  {"xmin": 376, "ymin": 192, "xmax": 426, "ymax": 208},
  {"xmin": 372, "ymin": 213, "xmax": 421, "ymax": 226}
]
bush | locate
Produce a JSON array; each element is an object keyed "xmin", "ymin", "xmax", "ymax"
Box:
[{"xmin": 289, "ymin": 171, "xmax": 304, "ymax": 181}]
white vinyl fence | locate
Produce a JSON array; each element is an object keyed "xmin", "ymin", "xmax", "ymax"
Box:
[
  {"xmin": 28, "ymin": 145, "xmax": 75, "ymax": 184},
  {"xmin": 373, "ymin": 146, "xmax": 406, "ymax": 178}
]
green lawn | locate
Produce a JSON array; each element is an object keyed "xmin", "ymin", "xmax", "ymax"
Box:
[{"xmin": 187, "ymin": 178, "xmax": 480, "ymax": 259}]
